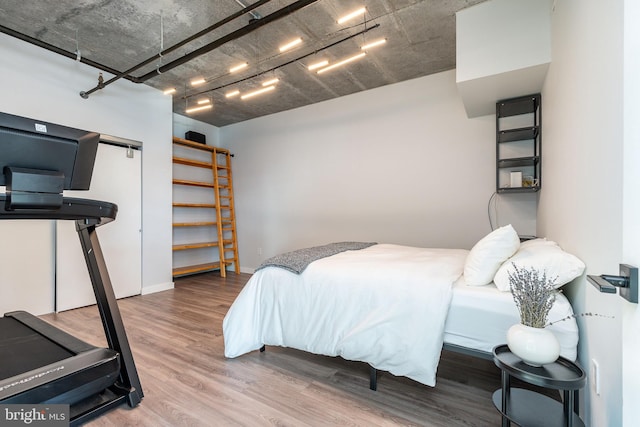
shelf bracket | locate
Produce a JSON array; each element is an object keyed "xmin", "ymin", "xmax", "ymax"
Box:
[{"xmin": 588, "ymin": 264, "xmax": 638, "ymax": 303}]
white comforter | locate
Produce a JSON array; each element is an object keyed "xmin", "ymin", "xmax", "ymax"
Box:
[{"xmin": 223, "ymin": 244, "xmax": 469, "ymax": 387}]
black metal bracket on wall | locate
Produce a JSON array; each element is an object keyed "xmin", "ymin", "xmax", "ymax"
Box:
[{"xmin": 588, "ymin": 264, "xmax": 638, "ymax": 303}]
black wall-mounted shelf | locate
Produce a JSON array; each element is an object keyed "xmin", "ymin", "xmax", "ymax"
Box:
[{"xmin": 496, "ymin": 94, "xmax": 541, "ymax": 193}]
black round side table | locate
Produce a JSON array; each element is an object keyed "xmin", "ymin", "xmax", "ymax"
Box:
[{"xmin": 492, "ymin": 344, "xmax": 586, "ymax": 427}]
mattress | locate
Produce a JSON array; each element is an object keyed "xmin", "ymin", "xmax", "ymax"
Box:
[{"xmin": 444, "ymin": 276, "xmax": 579, "ymax": 361}]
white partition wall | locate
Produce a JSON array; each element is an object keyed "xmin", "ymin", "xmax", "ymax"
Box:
[
  {"xmin": 0, "ymin": 31, "xmax": 173, "ymax": 315},
  {"xmin": 56, "ymin": 142, "xmax": 142, "ymax": 311}
]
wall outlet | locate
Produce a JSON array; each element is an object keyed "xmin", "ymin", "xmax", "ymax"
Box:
[{"xmin": 591, "ymin": 359, "xmax": 601, "ymax": 396}]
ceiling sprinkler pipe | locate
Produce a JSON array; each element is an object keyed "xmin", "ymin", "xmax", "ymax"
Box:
[
  {"xmin": 0, "ymin": 24, "xmax": 132, "ymax": 82},
  {"xmin": 79, "ymin": 0, "xmax": 274, "ymax": 98},
  {"xmin": 134, "ymin": 0, "xmax": 320, "ymax": 83}
]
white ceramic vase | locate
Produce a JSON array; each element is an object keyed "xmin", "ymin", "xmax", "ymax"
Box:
[{"xmin": 507, "ymin": 323, "xmax": 560, "ymax": 367}]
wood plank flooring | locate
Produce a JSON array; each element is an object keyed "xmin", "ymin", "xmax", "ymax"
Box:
[{"xmin": 38, "ymin": 272, "xmax": 541, "ymax": 426}]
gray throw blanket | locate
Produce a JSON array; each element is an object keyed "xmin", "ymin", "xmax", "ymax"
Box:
[{"xmin": 256, "ymin": 241, "xmax": 377, "ymax": 274}]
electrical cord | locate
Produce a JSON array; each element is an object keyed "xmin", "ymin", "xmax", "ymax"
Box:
[{"xmin": 487, "ymin": 192, "xmax": 498, "ymax": 231}]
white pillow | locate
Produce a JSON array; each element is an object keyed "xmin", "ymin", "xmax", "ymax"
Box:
[
  {"xmin": 464, "ymin": 224, "xmax": 520, "ymax": 286},
  {"xmin": 494, "ymin": 239, "xmax": 586, "ymax": 291}
]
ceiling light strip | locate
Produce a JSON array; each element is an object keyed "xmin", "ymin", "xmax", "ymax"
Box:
[
  {"xmin": 316, "ymin": 52, "xmax": 366, "ymax": 74},
  {"xmin": 191, "ymin": 78, "xmax": 206, "ymax": 86},
  {"xmin": 225, "ymin": 90, "xmax": 240, "ymax": 98},
  {"xmin": 184, "ymin": 23, "xmax": 380, "ymax": 100},
  {"xmin": 241, "ymin": 85, "xmax": 276, "ymax": 100},
  {"xmin": 230, "ymin": 62, "xmax": 248, "ymax": 73},
  {"xmin": 279, "ymin": 37, "xmax": 302, "ymax": 52},
  {"xmin": 185, "ymin": 104, "xmax": 213, "ymax": 113},
  {"xmin": 307, "ymin": 60, "xmax": 328, "ymax": 71},
  {"xmin": 337, "ymin": 7, "xmax": 366, "ymax": 24},
  {"xmin": 361, "ymin": 38, "xmax": 386, "ymax": 50},
  {"xmin": 262, "ymin": 78, "xmax": 279, "ymax": 86},
  {"xmin": 163, "ymin": 88, "xmax": 176, "ymax": 95}
]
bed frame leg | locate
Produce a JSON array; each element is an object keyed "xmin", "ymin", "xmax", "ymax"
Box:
[
  {"xmin": 259, "ymin": 345, "xmax": 265, "ymax": 352},
  {"xmin": 369, "ymin": 366, "xmax": 378, "ymax": 391}
]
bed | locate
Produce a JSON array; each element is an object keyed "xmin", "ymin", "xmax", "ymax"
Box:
[{"xmin": 223, "ymin": 225, "xmax": 584, "ymax": 388}]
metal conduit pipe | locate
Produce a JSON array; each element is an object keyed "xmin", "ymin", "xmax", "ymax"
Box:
[
  {"xmin": 79, "ymin": 0, "xmax": 274, "ymax": 98},
  {"xmin": 0, "ymin": 24, "xmax": 134, "ymax": 82},
  {"xmin": 133, "ymin": 0, "xmax": 320, "ymax": 83}
]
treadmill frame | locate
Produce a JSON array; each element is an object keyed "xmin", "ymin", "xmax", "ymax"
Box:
[{"xmin": 0, "ymin": 195, "xmax": 143, "ymax": 425}]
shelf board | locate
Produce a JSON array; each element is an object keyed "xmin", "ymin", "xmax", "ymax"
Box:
[
  {"xmin": 172, "ymin": 241, "xmax": 219, "ymax": 251},
  {"xmin": 173, "ymin": 136, "xmax": 215, "ymax": 152},
  {"xmin": 172, "ymin": 137, "xmax": 231, "ymax": 155},
  {"xmin": 172, "ymin": 179, "xmax": 215, "ymax": 188},
  {"xmin": 498, "ymin": 126, "xmax": 539, "ymax": 143},
  {"xmin": 497, "ymin": 95, "xmax": 539, "ymax": 117},
  {"xmin": 173, "ymin": 156, "xmax": 212, "ymax": 169},
  {"xmin": 172, "ymin": 262, "xmax": 222, "ymax": 277},
  {"xmin": 498, "ymin": 156, "xmax": 540, "ymax": 168},
  {"xmin": 173, "ymin": 202, "xmax": 216, "ymax": 208},
  {"xmin": 497, "ymin": 186, "xmax": 540, "ymax": 194},
  {"xmin": 173, "ymin": 221, "xmax": 217, "ymax": 227},
  {"xmin": 492, "ymin": 389, "xmax": 584, "ymax": 427}
]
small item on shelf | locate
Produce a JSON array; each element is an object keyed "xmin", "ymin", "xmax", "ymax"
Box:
[
  {"xmin": 510, "ymin": 171, "xmax": 523, "ymax": 188},
  {"xmin": 185, "ymin": 130, "xmax": 206, "ymax": 144}
]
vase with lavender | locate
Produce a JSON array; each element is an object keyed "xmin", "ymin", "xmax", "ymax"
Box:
[{"xmin": 507, "ymin": 264, "xmax": 561, "ymax": 366}]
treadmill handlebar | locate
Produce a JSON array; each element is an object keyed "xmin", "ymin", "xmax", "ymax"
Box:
[{"xmin": 0, "ymin": 194, "xmax": 117, "ymax": 224}]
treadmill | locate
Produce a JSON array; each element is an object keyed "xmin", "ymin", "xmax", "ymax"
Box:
[{"xmin": 0, "ymin": 112, "xmax": 143, "ymax": 425}]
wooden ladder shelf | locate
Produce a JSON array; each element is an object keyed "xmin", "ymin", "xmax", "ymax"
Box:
[{"xmin": 171, "ymin": 136, "xmax": 240, "ymax": 278}]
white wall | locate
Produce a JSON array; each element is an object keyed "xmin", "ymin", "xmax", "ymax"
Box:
[
  {"xmin": 456, "ymin": 0, "xmax": 552, "ymax": 117},
  {"xmin": 0, "ymin": 32, "xmax": 174, "ymax": 311},
  {"xmin": 622, "ymin": 0, "xmax": 640, "ymax": 425},
  {"xmin": 173, "ymin": 113, "xmax": 221, "ymax": 146},
  {"xmin": 222, "ymin": 70, "xmax": 536, "ymax": 271},
  {"xmin": 539, "ymin": 0, "xmax": 624, "ymax": 425}
]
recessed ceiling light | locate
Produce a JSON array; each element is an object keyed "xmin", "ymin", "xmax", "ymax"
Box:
[
  {"xmin": 225, "ymin": 90, "xmax": 240, "ymax": 98},
  {"xmin": 185, "ymin": 104, "xmax": 213, "ymax": 114},
  {"xmin": 190, "ymin": 78, "xmax": 206, "ymax": 86},
  {"xmin": 163, "ymin": 87, "xmax": 176, "ymax": 95},
  {"xmin": 316, "ymin": 52, "xmax": 366, "ymax": 74},
  {"xmin": 229, "ymin": 62, "xmax": 248, "ymax": 73},
  {"xmin": 307, "ymin": 60, "xmax": 329, "ymax": 71},
  {"xmin": 241, "ymin": 85, "xmax": 276, "ymax": 100},
  {"xmin": 361, "ymin": 38, "xmax": 387, "ymax": 51},
  {"xmin": 262, "ymin": 78, "xmax": 279, "ymax": 86},
  {"xmin": 279, "ymin": 37, "xmax": 302, "ymax": 52},
  {"xmin": 337, "ymin": 7, "xmax": 366, "ymax": 24}
]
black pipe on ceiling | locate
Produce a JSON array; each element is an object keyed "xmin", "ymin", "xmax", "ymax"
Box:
[
  {"xmin": 133, "ymin": 0, "xmax": 320, "ymax": 83},
  {"xmin": 79, "ymin": 0, "xmax": 274, "ymax": 98},
  {"xmin": 0, "ymin": 24, "xmax": 135, "ymax": 83}
]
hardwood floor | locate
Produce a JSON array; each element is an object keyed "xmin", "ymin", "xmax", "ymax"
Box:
[{"xmin": 39, "ymin": 272, "xmax": 532, "ymax": 426}]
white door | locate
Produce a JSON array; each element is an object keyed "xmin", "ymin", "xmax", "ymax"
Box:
[{"xmin": 55, "ymin": 143, "xmax": 141, "ymax": 311}]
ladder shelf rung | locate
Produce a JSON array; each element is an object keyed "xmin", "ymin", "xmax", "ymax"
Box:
[
  {"xmin": 173, "ymin": 203, "xmax": 217, "ymax": 208},
  {"xmin": 173, "ymin": 241, "xmax": 219, "ymax": 251},
  {"xmin": 173, "ymin": 156, "xmax": 213, "ymax": 169},
  {"xmin": 173, "ymin": 179, "xmax": 215, "ymax": 188},
  {"xmin": 172, "ymin": 262, "xmax": 222, "ymax": 277},
  {"xmin": 173, "ymin": 221, "xmax": 217, "ymax": 227}
]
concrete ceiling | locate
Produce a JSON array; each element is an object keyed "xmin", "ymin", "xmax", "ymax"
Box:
[{"xmin": 0, "ymin": 0, "xmax": 487, "ymax": 127}]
